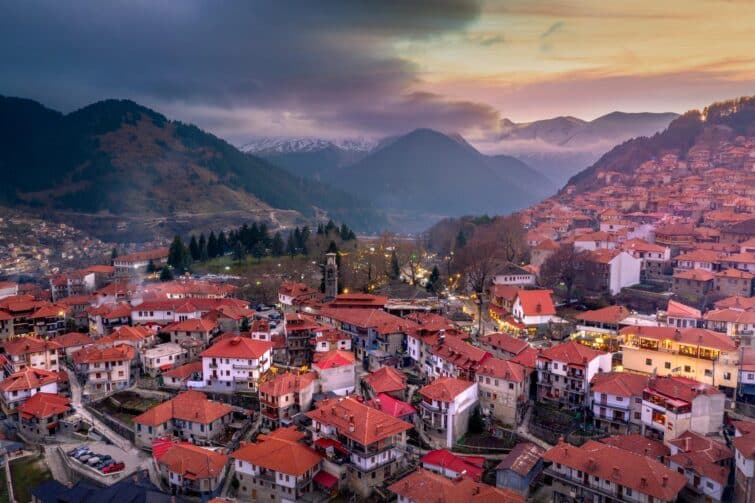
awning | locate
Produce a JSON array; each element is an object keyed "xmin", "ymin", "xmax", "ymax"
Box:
[
  {"xmin": 314, "ymin": 437, "xmax": 349, "ymax": 455},
  {"xmin": 46, "ymin": 422, "xmax": 59, "ymax": 430},
  {"xmin": 159, "ymin": 364, "xmax": 173, "ymax": 371},
  {"xmin": 313, "ymin": 470, "xmax": 338, "ymax": 489}
]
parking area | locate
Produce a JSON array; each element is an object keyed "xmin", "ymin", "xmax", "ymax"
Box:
[{"xmin": 57, "ymin": 441, "xmax": 148, "ymax": 485}]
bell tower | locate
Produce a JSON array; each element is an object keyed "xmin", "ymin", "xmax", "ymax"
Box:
[{"xmin": 324, "ymin": 252, "xmax": 338, "ymax": 301}]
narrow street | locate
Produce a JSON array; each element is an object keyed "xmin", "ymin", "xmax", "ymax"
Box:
[{"xmin": 515, "ymin": 404, "xmax": 553, "ymax": 451}]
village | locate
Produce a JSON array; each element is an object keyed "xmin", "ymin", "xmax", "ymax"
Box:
[{"xmin": 0, "ymin": 199, "xmax": 750, "ymax": 503}]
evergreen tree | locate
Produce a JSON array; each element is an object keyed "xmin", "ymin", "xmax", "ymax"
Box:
[
  {"xmin": 110, "ymin": 247, "xmax": 118, "ymax": 264},
  {"xmin": 389, "ymin": 249, "xmax": 400, "ymax": 280},
  {"xmin": 159, "ymin": 266, "xmax": 174, "ymax": 281},
  {"xmin": 168, "ymin": 236, "xmax": 191, "ymax": 275},
  {"xmin": 249, "ymin": 222, "xmax": 260, "ymax": 250},
  {"xmin": 286, "ymin": 233, "xmax": 297, "ymax": 258},
  {"xmin": 206, "ymin": 231, "xmax": 216, "ymax": 258},
  {"xmin": 340, "ymin": 224, "xmax": 349, "ymax": 241},
  {"xmin": 239, "ymin": 223, "xmax": 251, "ymax": 250},
  {"xmin": 240, "ymin": 317, "xmax": 250, "ymax": 332},
  {"xmin": 300, "ymin": 226, "xmax": 311, "ymax": 255},
  {"xmin": 233, "ymin": 241, "xmax": 245, "ymax": 262},
  {"xmin": 271, "ymin": 232, "xmax": 285, "ymax": 257},
  {"xmin": 199, "ymin": 233, "xmax": 209, "ymax": 262},
  {"xmin": 189, "ymin": 235, "xmax": 200, "ymax": 261},
  {"xmin": 252, "ymin": 241, "xmax": 266, "ymax": 263},
  {"xmin": 217, "ymin": 231, "xmax": 228, "ymax": 256},
  {"xmin": 259, "ymin": 223, "xmax": 270, "ymax": 247},
  {"xmin": 325, "ymin": 219, "xmax": 337, "ymax": 235},
  {"xmin": 455, "ymin": 229, "xmax": 467, "ymax": 249},
  {"xmin": 427, "ymin": 265, "xmax": 441, "ymax": 293},
  {"xmin": 317, "ymin": 223, "xmax": 325, "ymax": 235},
  {"xmin": 146, "ymin": 259, "xmax": 156, "ymax": 274},
  {"xmin": 293, "ymin": 227, "xmax": 302, "ymax": 252}
]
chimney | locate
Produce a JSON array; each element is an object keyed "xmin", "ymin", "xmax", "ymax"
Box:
[
  {"xmin": 612, "ymin": 467, "xmax": 620, "ymax": 479},
  {"xmin": 640, "ymin": 477, "xmax": 647, "ymax": 487},
  {"xmin": 662, "ymin": 475, "xmax": 668, "ymax": 487}
]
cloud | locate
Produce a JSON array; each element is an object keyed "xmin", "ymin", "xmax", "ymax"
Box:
[{"xmin": 0, "ymin": 0, "xmax": 494, "ymax": 140}]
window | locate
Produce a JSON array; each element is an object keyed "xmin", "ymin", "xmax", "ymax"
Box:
[
  {"xmin": 664, "ymin": 362, "xmax": 671, "ymax": 369},
  {"xmin": 634, "ymin": 412, "xmax": 641, "ymax": 420},
  {"xmin": 724, "ymin": 372, "xmax": 732, "ymax": 380},
  {"xmin": 635, "ymin": 398, "xmax": 642, "ymax": 404},
  {"xmin": 684, "ymin": 365, "xmax": 691, "ymax": 373},
  {"xmin": 704, "ymin": 369, "xmax": 712, "ymax": 377},
  {"xmin": 508, "ymin": 383, "xmax": 514, "ymax": 390},
  {"xmin": 646, "ymin": 358, "xmax": 652, "ymax": 366},
  {"xmin": 616, "ymin": 396, "xmax": 623, "ymax": 402}
]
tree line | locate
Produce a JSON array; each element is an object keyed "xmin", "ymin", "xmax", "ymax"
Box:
[{"xmin": 164, "ymin": 220, "xmax": 357, "ymax": 278}]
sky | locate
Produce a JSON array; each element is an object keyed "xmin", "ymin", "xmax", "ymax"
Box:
[{"xmin": 2, "ymin": 0, "xmax": 755, "ymax": 146}]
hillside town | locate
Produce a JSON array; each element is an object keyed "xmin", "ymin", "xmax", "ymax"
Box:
[{"xmin": 0, "ymin": 148, "xmax": 753, "ymax": 503}]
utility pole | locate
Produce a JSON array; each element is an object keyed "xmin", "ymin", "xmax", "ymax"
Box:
[{"xmin": 1, "ymin": 446, "xmax": 13, "ymax": 503}]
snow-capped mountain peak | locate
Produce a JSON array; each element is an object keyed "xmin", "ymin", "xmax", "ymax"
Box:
[{"xmin": 240, "ymin": 137, "xmax": 376, "ymax": 154}]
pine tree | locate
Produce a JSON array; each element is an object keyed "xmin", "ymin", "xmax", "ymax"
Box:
[
  {"xmin": 233, "ymin": 241, "xmax": 245, "ymax": 262},
  {"xmin": 110, "ymin": 248, "xmax": 118, "ymax": 264},
  {"xmin": 168, "ymin": 236, "xmax": 191, "ymax": 275},
  {"xmin": 217, "ymin": 231, "xmax": 228, "ymax": 256},
  {"xmin": 252, "ymin": 242, "xmax": 266, "ymax": 263},
  {"xmin": 206, "ymin": 231, "xmax": 217, "ymax": 258},
  {"xmin": 300, "ymin": 226, "xmax": 311, "ymax": 255},
  {"xmin": 160, "ymin": 266, "xmax": 174, "ymax": 281},
  {"xmin": 389, "ymin": 249, "xmax": 400, "ymax": 280},
  {"xmin": 286, "ymin": 233, "xmax": 297, "ymax": 258},
  {"xmin": 199, "ymin": 233, "xmax": 209, "ymax": 262},
  {"xmin": 240, "ymin": 317, "xmax": 250, "ymax": 332},
  {"xmin": 271, "ymin": 232, "xmax": 285, "ymax": 256},
  {"xmin": 455, "ymin": 229, "xmax": 467, "ymax": 249},
  {"xmin": 427, "ymin": 265, "xmax": 441, "ymax": 293},
  {"xmin": 189, "ymin": 235, "xmax": 200, "ymax": 261},
  {"xmin": 146, "ymin": 259, "xmax": 156, "ymax": 274}
]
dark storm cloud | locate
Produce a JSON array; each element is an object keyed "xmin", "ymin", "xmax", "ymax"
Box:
[{"xmin": 0, "ymin": 0, "xmax": 497, "ymax": 138}]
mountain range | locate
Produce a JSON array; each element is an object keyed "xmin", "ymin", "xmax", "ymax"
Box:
[
  {"xmin": 247, "ymin": 128, "xmax": 559, "ymax": 231},
  {"xmin": 489, "ymin": 111, "xmax": 679, "ymax": 185},
  {"xmin": 0, "ymin": 96, "xmax": 384, "ymax": 241}
]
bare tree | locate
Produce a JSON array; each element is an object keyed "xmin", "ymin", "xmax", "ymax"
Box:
[{"xmin": 540, "ymin": 244, "xmax": 585, "ymax": 301}]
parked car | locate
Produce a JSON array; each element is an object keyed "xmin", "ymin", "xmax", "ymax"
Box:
[
  {"xmin": 78, "ymin": 454, "xmax": 92, "ymax": 463},
  {"xmin": 68, "ymin": 447, "xmax": 87, "ymax": 457},
  {"xmin": 87, "ymin": 457, "xmax": 101, "ymax": 466},
  {"xmin": 269, "ymin": 321, "xmax": 278, "ymax": 328},
  {"xmin": 99, "ymin": 455, "xmax": 113, "ymax": 464},
  {"xmin": 103, "ymin": 462, "xmax": 125, "ymax": 473}
]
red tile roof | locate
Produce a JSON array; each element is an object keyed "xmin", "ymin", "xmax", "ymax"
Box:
[
  {"xmin": 477, "ymin": 357, "xmax": 526, "ymax": 383},
  {"xmin": 419, "ymin": 377, "xmax": 475, "ymax": 403},
  {"xmin": 317, "ymin": 308, "xmax": 416, "ymax": 335},
  {"xmin": 647, "ymin": 375, "xmax": 722, "ymax": 403},
  {"xmin": 668, "ymin": 431, "xmax": 731, "ymax": 484},
  {"xmin": 162, "ymin": 361, "xmax": 203, "ymax": 380},
  {"xmin": 509, "ymin": 346, "xmax": 538, "ymax": 369},
  {"xmin": 703, "ymin": 308, "xmax": 755, "ymax": 324},
  {"xmin": 157, "ymin": 443, "xmax": 227, "ymax": 480},
  {"xmin": 116, "ymin": 247, "xmax": 169, "ymax": 263},
  {"xmin": 388, "ymin": 468, "xmax": 524, "ymax": 503},
  {"xmin": 575, "ymin": 305, "xmax": 631, "ymax": 324},
  {"xmin": 18, "ymin": 392, "xmax": 71, "ymax": 419},
  {"xmin": 0, "ymin": 367, "xmax": 62, "ymax": 392},
  {"xmin": 591, "ymin": 372, "xmax": 649, "ymax": 398},
  {"xmin": 259, "ymin": 371, "xmax": 317, "ymax": 397},
  {"xmin": 87, "ymin": 302, "xmax": 132, "ymax": 319},
  {"xmin": 232, "ymin": 426, "xmax": 322, "ymax": 476},
  {"xmin": 673, "ymin": 268, "xmax": 715, "ymax": 281},
  {"xmin": 619, "ymin": 325, "xmax": 737, "ymax": 352},
  {"xmin": 621, "ymin": 238, "xmax": 668, "ymax": 254},
  {"xmin": 312, "ymin": 349, "xmax": 355, "ymax": 370},
  {"xmin": 538, "ymin": 340, "xmax": 606, "ymax": 366},
  {"xmin": 363, "ymin": 367, "xmax": 407, "ymax": 394},
  {"xmin": 666, "ymin": 300, "xmax": 702, "ymax": 320},
  {"xmin": 716, "ymin": 268, "xmax": 754, "ymax": 279},
  {"xmin": 133, "ymin": 390, "xmax": 233, "ymax": 426},
  {"xmin": 366, "ymin": 393, "xmax": 416, "ymax": 418},
  {"xmin": 2, "ymin": 336, "xmax": 61, "ymax": 356},
  {"xmin": 305, "ymin": 395, "xmax": 412, "ymax": 445},
  {"xmin": 163, "ymin": 318, "xmax": 217, "ymax": 333},
  {"xmin": 421, "ymin": 449, "xmax": 485, "ymax": 481},
  {"xmin": 98, "ymin": 325, "xmax": 152, "ymax": 345},
  {"xmin": 52, "ymin": 332, "xmax": 94, "ymax": 349},
  {"xmin": 72, "ymin": 344, "xmax": 135, "ymax": 364},
  {"xmin": 599, "ymin": 434, "xmax": 669, "ymax": 459},
  {"xmin": 200, "ymin": 336, "xmax": 272, "ymax": 359},
  {"xmin": 515, "ymin": 289, "xmax": 556, "ymax": 316},
  {"xmin": 479, "ymin": 333, "xmax": 528, "ymax": 355},
  {"xmin": 430, "ymin": 337, "xmax": 491, "ymax": 370},
  {"xmin": 543, "ymin": 440, "xmax": 687, "ymax": 501}
]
